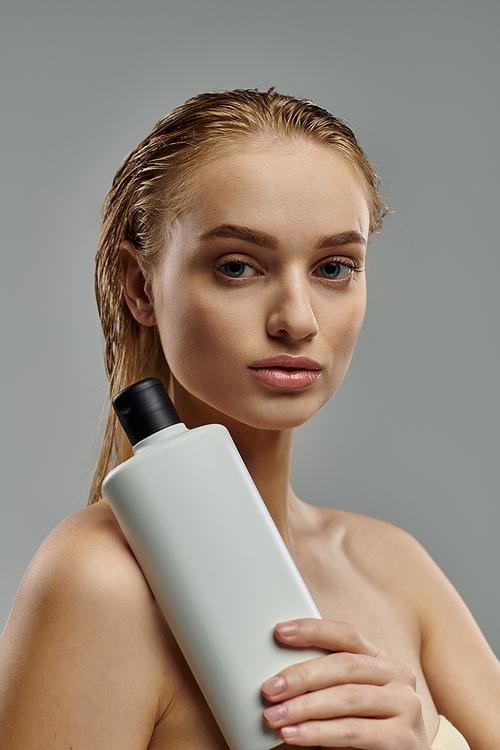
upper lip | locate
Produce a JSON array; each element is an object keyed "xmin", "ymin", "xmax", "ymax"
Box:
[{"xmin": 249, "ymin": 355, "xmax": 322, "ymax": 370}]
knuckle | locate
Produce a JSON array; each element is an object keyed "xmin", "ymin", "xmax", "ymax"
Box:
[
  {"xmin": 340, "ymin": 650, "xmax": 366, "ymax": 679},
  {"xmin": 339, "ymin": 620, "xmax": 361, "ymax": 648},
  {"xmin": 406, "ymin": 686, "xmax": 423, "ymax": 717},
  {"xmin": 346, "ymin": 651, "xmax": 365, "ymax": 670},
  {"xmin": 306, "ymin": 720, "xmax": 324, "ymax": 744},
  {"xmin": 293, "ymin": 659, "xmax": 312, "ymax": 687},
  {"xmin": 342, "ymin": 717, "xmax": 361, "ymax": 744},
  {"xmin": 299, "ymin": 690, "xmax": 314, "ymax": 716},
  {"xmin": 400, "ymin": 663, "xmax": 418, "ymax": 689},
  {"xmin": 342, "ymin": 683, "xmax": 360, "ymax": 710}
]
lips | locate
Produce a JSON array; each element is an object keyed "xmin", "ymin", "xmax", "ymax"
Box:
[{"xmin": 248, "ymin": 355, "xmax": 322, "ymax": 390}]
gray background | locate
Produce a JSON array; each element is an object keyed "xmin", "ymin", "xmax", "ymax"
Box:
[{"xmin": 1, "ymin": 0, "xmax": 499, "ymax": 657}]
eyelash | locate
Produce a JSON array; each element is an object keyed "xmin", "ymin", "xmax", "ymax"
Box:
[
  {"xmin": 212, "ymin": 257, "xmax": 259, "ymax": 285},
  {"xmin": 213, "ymin": 256, "xmax": 364, "ymax": 286},
  {"xmin": 312, "ymin": 258, "xmax": 364, "ymax": 285}
]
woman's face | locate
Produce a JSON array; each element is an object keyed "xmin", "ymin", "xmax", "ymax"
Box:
[{"xmin": 151, "ymin": 140, "xmax": 369, "ymax": 431}]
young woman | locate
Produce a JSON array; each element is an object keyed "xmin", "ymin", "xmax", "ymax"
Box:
[{"xmin": 0, "ymin": 89, "xmax": 498, "ymax": 749}]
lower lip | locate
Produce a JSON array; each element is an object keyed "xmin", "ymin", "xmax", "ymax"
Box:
[{"xmin": 249, "ymin": 367, "xmax": 321, "ymax": 390}]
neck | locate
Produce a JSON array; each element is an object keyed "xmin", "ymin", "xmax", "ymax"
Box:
[{"xmin": 228, "ymin": 424, "xmax": 296, "ymax": 541}]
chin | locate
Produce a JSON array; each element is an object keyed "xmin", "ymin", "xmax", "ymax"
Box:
[
  {"xmin": 228, "ymin": 395, "xmax": 328, "ymax": 432},
  {"xmin": 173, "ymin": 378, "xmax": 333, "ymax": 433}
]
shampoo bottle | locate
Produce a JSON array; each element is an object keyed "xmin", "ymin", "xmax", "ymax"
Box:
[{"xmin": 103, "ymin": 378, "xmax": 322, "ymax": 750}]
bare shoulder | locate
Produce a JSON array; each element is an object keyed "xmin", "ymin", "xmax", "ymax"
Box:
[
  {"xmin": 4, "ymin": 500, "xmax": 153, "ymax": 630},
  {"xmin": 303, "ymin": 502, "xmax": 494, "ymax": 646},
  {"xmin": 304, "ymin": 503, "xmax": 432, "ymax": 591},
  {"xmin": 311, "ymin": 505, "xmax": 490, "ymax": 622},
  {"xmin": 338, "ymin": 509, "xmax": 434, "ymax": 590},
  {"xmin": 0, "ymin": 500, "xmax": 174, "ymax": 749}
]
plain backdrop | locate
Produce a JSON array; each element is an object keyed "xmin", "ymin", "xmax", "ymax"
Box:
[{"xmin": 1, "ymin": 0, "xmax": 499, "ymax": 657}]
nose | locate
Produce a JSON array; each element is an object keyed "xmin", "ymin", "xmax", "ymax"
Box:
[{"xmin": 266, "ymin": 275, "xmax": 318, "ymax": 342}]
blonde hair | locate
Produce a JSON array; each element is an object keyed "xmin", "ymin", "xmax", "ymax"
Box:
[{"xmin": 90, "ymin": 88, "xmax": 388, "ymax": 505}]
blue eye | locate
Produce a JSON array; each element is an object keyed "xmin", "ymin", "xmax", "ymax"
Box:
[
  {"xmin": 218, "ymin": 261, "xmax": 254, "ymax": 278},
  {"xmin": 315, "ymin": 261, "xmax": 351, "ymax": 280}
]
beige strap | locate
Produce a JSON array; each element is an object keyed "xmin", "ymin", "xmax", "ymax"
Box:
[{"xmin": 431, "ymin": 715, "xmax": 471, "ymax": 750}]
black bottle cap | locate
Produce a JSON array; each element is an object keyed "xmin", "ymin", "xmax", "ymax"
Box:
[{"xmin": 112, "ymin": 378, "xmax": 182, "ymax": 446}]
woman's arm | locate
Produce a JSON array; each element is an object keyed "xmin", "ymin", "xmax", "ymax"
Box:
[
  {"xmin": 415, "ymin": 534, "xmax": 500, "ymax": 749},
  {"xmin": 0, "ymin": 509, "xmax": 171, "ymax": 749}
]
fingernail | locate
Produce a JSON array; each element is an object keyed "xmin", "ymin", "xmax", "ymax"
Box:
[
  {"xmin": 263, "ymin": 703, "xmax": 286, "ymax": 722},
  {"xmin": 276, "ymin": 621, "xmax": 298, "ymax": 636},
  {"xmin": 281, "ymin": 725, "xmax": 299, "ymax": 738},
  {"xmin": 262, "ymin": 675, "xmax": 286, "ymax": 696}
]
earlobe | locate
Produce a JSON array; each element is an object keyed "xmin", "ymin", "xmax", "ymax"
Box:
[{"xmin": 119, "ymin": 241, "xmax": 157, "ymax": 327}]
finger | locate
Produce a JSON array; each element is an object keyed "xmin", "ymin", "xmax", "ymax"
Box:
[
  {"xmin": 262, "ymin": 651, "xmax": 392, "ymax": 701},
  {"xmin": 277, "ymin": 716, "xmax": 387, "ymax": 748},
  {"xmin": 274, "ymin": 619, "xmax": 385, "ymax": 659},
  {"xmin": 263, "ymin": 683, "xmax": 394, "ymax": 728}
]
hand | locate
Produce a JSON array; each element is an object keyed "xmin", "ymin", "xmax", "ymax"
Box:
[{"xmin": 261, "ymin": 618, "xmax": 431, "ymax": 749}]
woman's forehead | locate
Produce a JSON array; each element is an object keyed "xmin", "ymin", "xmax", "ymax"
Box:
[{"xmin": 182, "ymin": 142, "xmax": 370, "ymax": 239}]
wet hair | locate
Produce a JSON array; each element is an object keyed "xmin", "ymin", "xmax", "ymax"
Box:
[{"xmin": 89, "ymin": 87, "xmax": 388, "ymax": 505}]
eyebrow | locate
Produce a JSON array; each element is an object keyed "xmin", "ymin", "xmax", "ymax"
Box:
[
  {"xmin": 317, "ymin": 231, "xmax": 367, "ymax": 249},
  {"xmin": 199, "ymin": 224, "xmax": 278, "ymax": 249},
  {"xmin": 198, "ymin": 224, "xmax": 366, "ymax": 250}
]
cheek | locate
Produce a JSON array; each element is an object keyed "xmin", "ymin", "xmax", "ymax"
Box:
[
  {"xmin": 155, "ymin": 285, "xmax": 251, "ymax": 386},
  {"xmin": 344, "ymin": 297, "xmax": 366, "ymax": 348},
  {"xmin": 325, "ymin": 292, "xmax": 366, "ymax": 367}
]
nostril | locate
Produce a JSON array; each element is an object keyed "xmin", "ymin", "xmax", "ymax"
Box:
[{"xmin": 266, "ymin": 303, "xmax": 318, "ymax": 341}]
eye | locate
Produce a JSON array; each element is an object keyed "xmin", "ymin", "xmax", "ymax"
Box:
[
  {"xmin": 313, "ymin": 260, "xmax": 353, "ymax": 280},
  {"xmin": 215, "ymin": 260, "xmax": 256, "ymax": 278}
]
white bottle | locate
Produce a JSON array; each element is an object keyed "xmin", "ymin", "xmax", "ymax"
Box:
[{"xmin": 103, "ymin": 378, "xmax": 322, "ymax": 750}]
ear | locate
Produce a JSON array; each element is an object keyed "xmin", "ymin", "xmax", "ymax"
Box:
[{"xmin": 119, "ymin": 241, "xmax": 157, "ymax": 326}]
